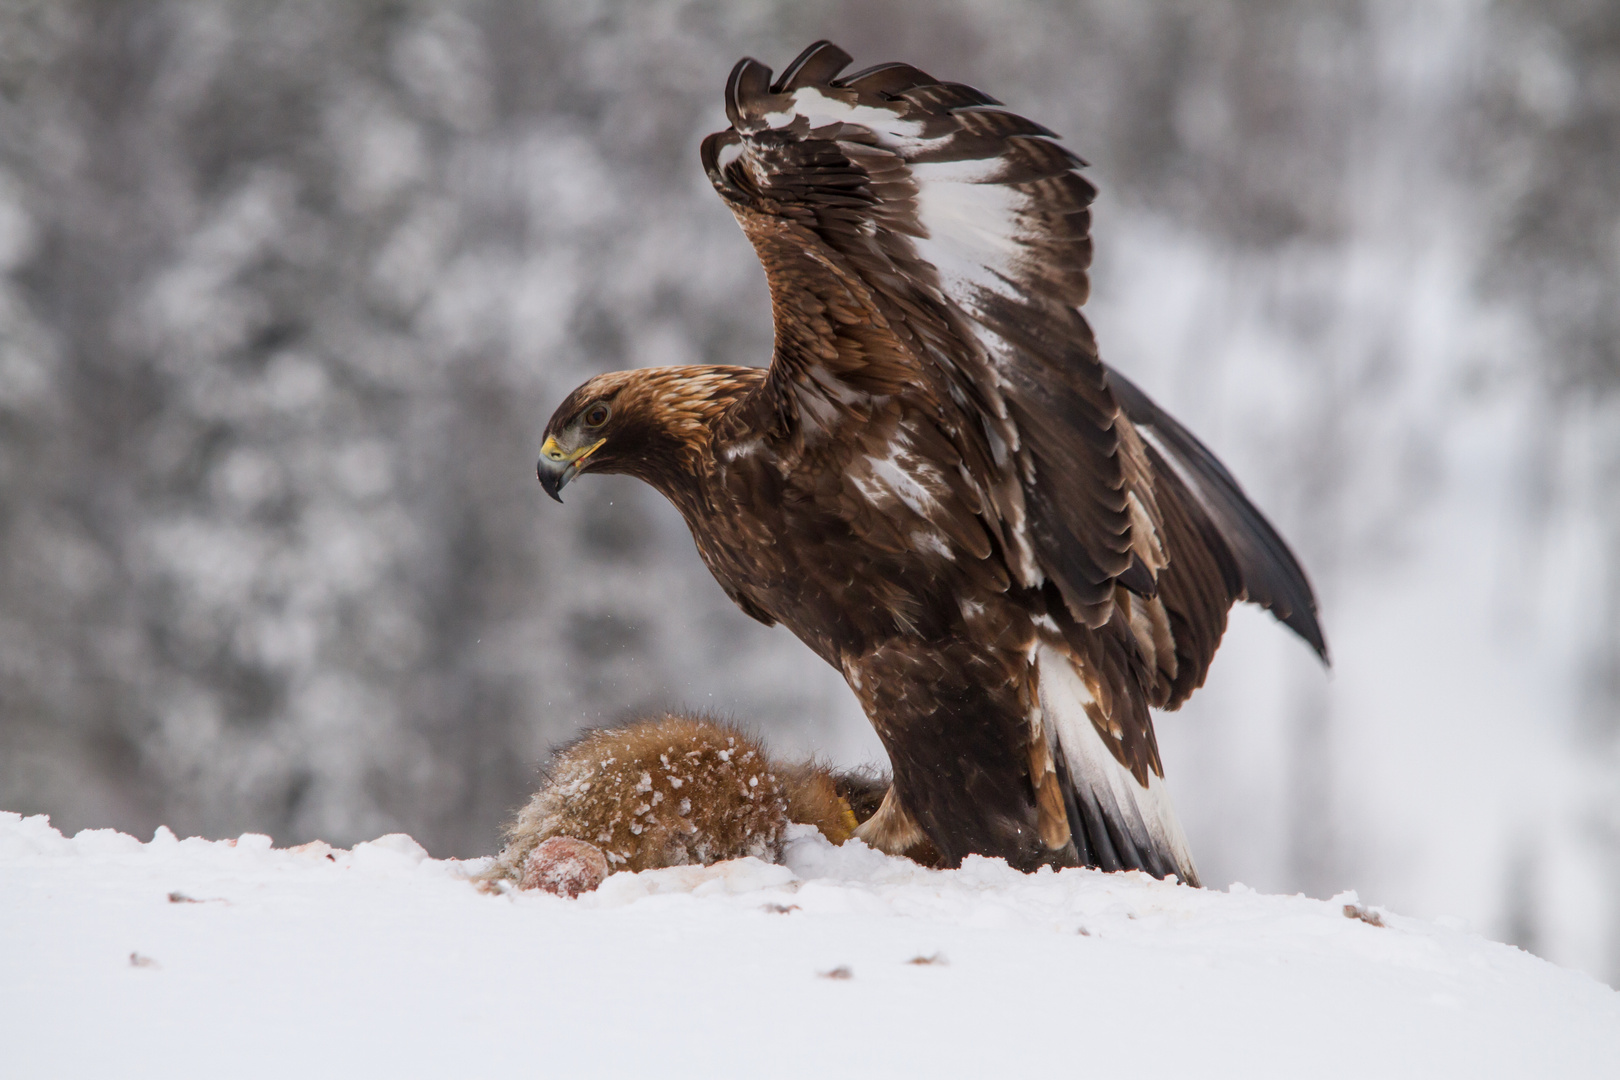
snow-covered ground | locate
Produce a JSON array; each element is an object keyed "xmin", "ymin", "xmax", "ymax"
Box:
[{"xmin": 3, "ymin": 811, "xmax": 1615, "ymax": 1079}]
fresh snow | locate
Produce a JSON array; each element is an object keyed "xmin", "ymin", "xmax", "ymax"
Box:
[{"xmin": 2, "ymin": 812, "xmax": 1615, "ymax": 1079}]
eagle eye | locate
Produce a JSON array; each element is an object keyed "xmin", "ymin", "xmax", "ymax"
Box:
[{"xmin": 582, "ymin": 403, "xmax": 611, "ymax": 428}]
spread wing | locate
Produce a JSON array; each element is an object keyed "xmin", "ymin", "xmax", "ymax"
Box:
[
  {"xmin": 702, "ymin": 41, "xmax": 1132, "ymax": 630},
  {"xmin": 704, "ymin": 41, "xmax": 1324, "ymax": 699}
]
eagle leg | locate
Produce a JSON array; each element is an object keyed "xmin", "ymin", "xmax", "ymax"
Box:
[
  {"xmin": 850, "ymin": 786, "xmax": 929, "ymax": 856},
  {"xmin": 846, "ymin": 638, "xmax": 1066, "ymax": 872}
]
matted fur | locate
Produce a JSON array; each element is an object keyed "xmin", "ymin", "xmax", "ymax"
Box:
[
  {"xmin": 488, "ymin": 713, "xmax": 892, "ymax": 883},
  {"xmin": 780, "ymin": 763, "xmax": 859, "ymax": 845}
]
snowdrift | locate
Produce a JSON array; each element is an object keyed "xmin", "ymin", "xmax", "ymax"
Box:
[{"xmin": 2, "ymin": 811, "xmax": 1614, "ymax": 1079}]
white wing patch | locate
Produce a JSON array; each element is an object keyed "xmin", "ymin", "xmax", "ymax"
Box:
[
  {"xmin": 846, "ymin": 427, "xmax": 948, "ymax": 515},
  {"xmin": 844, "ymin": 427, "xmax": 962, "ymax": 562},
  {"xmin": 910, "ymin": 531, "xmax": 954, "ymax": 560},
  {"xmin": 714, "ymin": 137, "xmax": 746, "ymax": 174},
  {"xmin": 909, "ymin": 181, "xmax": 1029, "ymax": 305},
  {"xmin": 741, "ymin": 86, "xmax": 1035, "ymax": 312},
  {"xmin": 775, "ymin": 87, "xmax": 927, "ymax": 141},
  {"xmin": 864, "ymin": 449, "xmax": 942, "ymax": 517}
]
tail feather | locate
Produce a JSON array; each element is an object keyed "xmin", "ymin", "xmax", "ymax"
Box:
[{"xmin": 1037, "ymin": 646, "xmax": 1200, "ymax": 885}]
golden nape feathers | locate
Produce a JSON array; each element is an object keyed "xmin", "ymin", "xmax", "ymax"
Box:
[{"xmin": 485, "ymin": 713, "xmax": 896, "ymax": 893}]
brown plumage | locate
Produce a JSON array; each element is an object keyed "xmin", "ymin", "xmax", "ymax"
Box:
[{"xmin": 536, "ymin": 42, "xmax": 1327, "ymax": 883}]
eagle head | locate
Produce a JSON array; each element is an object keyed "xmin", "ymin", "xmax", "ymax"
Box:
[{"xmin": 537, "ymin": 366, "xmax": 765, "ymax": 501}]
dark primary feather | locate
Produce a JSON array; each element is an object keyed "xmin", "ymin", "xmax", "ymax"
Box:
[{"xmin": 1106, "ymin": 366, "xmax": 1329, "ymax": 661}]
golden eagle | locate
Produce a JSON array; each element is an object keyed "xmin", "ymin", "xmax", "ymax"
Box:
[{"xmin": 537, "ymin": 42, "xmax": 1326, "ymax": 883}]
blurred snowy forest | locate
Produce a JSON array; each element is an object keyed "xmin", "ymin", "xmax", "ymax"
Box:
[{"xmin": 0, "ymin": 1, "xmax": 1615, "ymax": 981}]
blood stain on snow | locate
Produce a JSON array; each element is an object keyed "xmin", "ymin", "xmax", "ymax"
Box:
[{"xmin": 1344, "ymin": 902, "xmax": 1387, "ymax": 927}]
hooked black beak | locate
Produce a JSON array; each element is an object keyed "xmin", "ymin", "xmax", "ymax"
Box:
[
  {"xmin": 536, "ymin": 435, "xmax": 604, "ymax": 503},
  {"xmin": 536, "ymin": 455, "xmax": 573, "ymax": 502}
]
